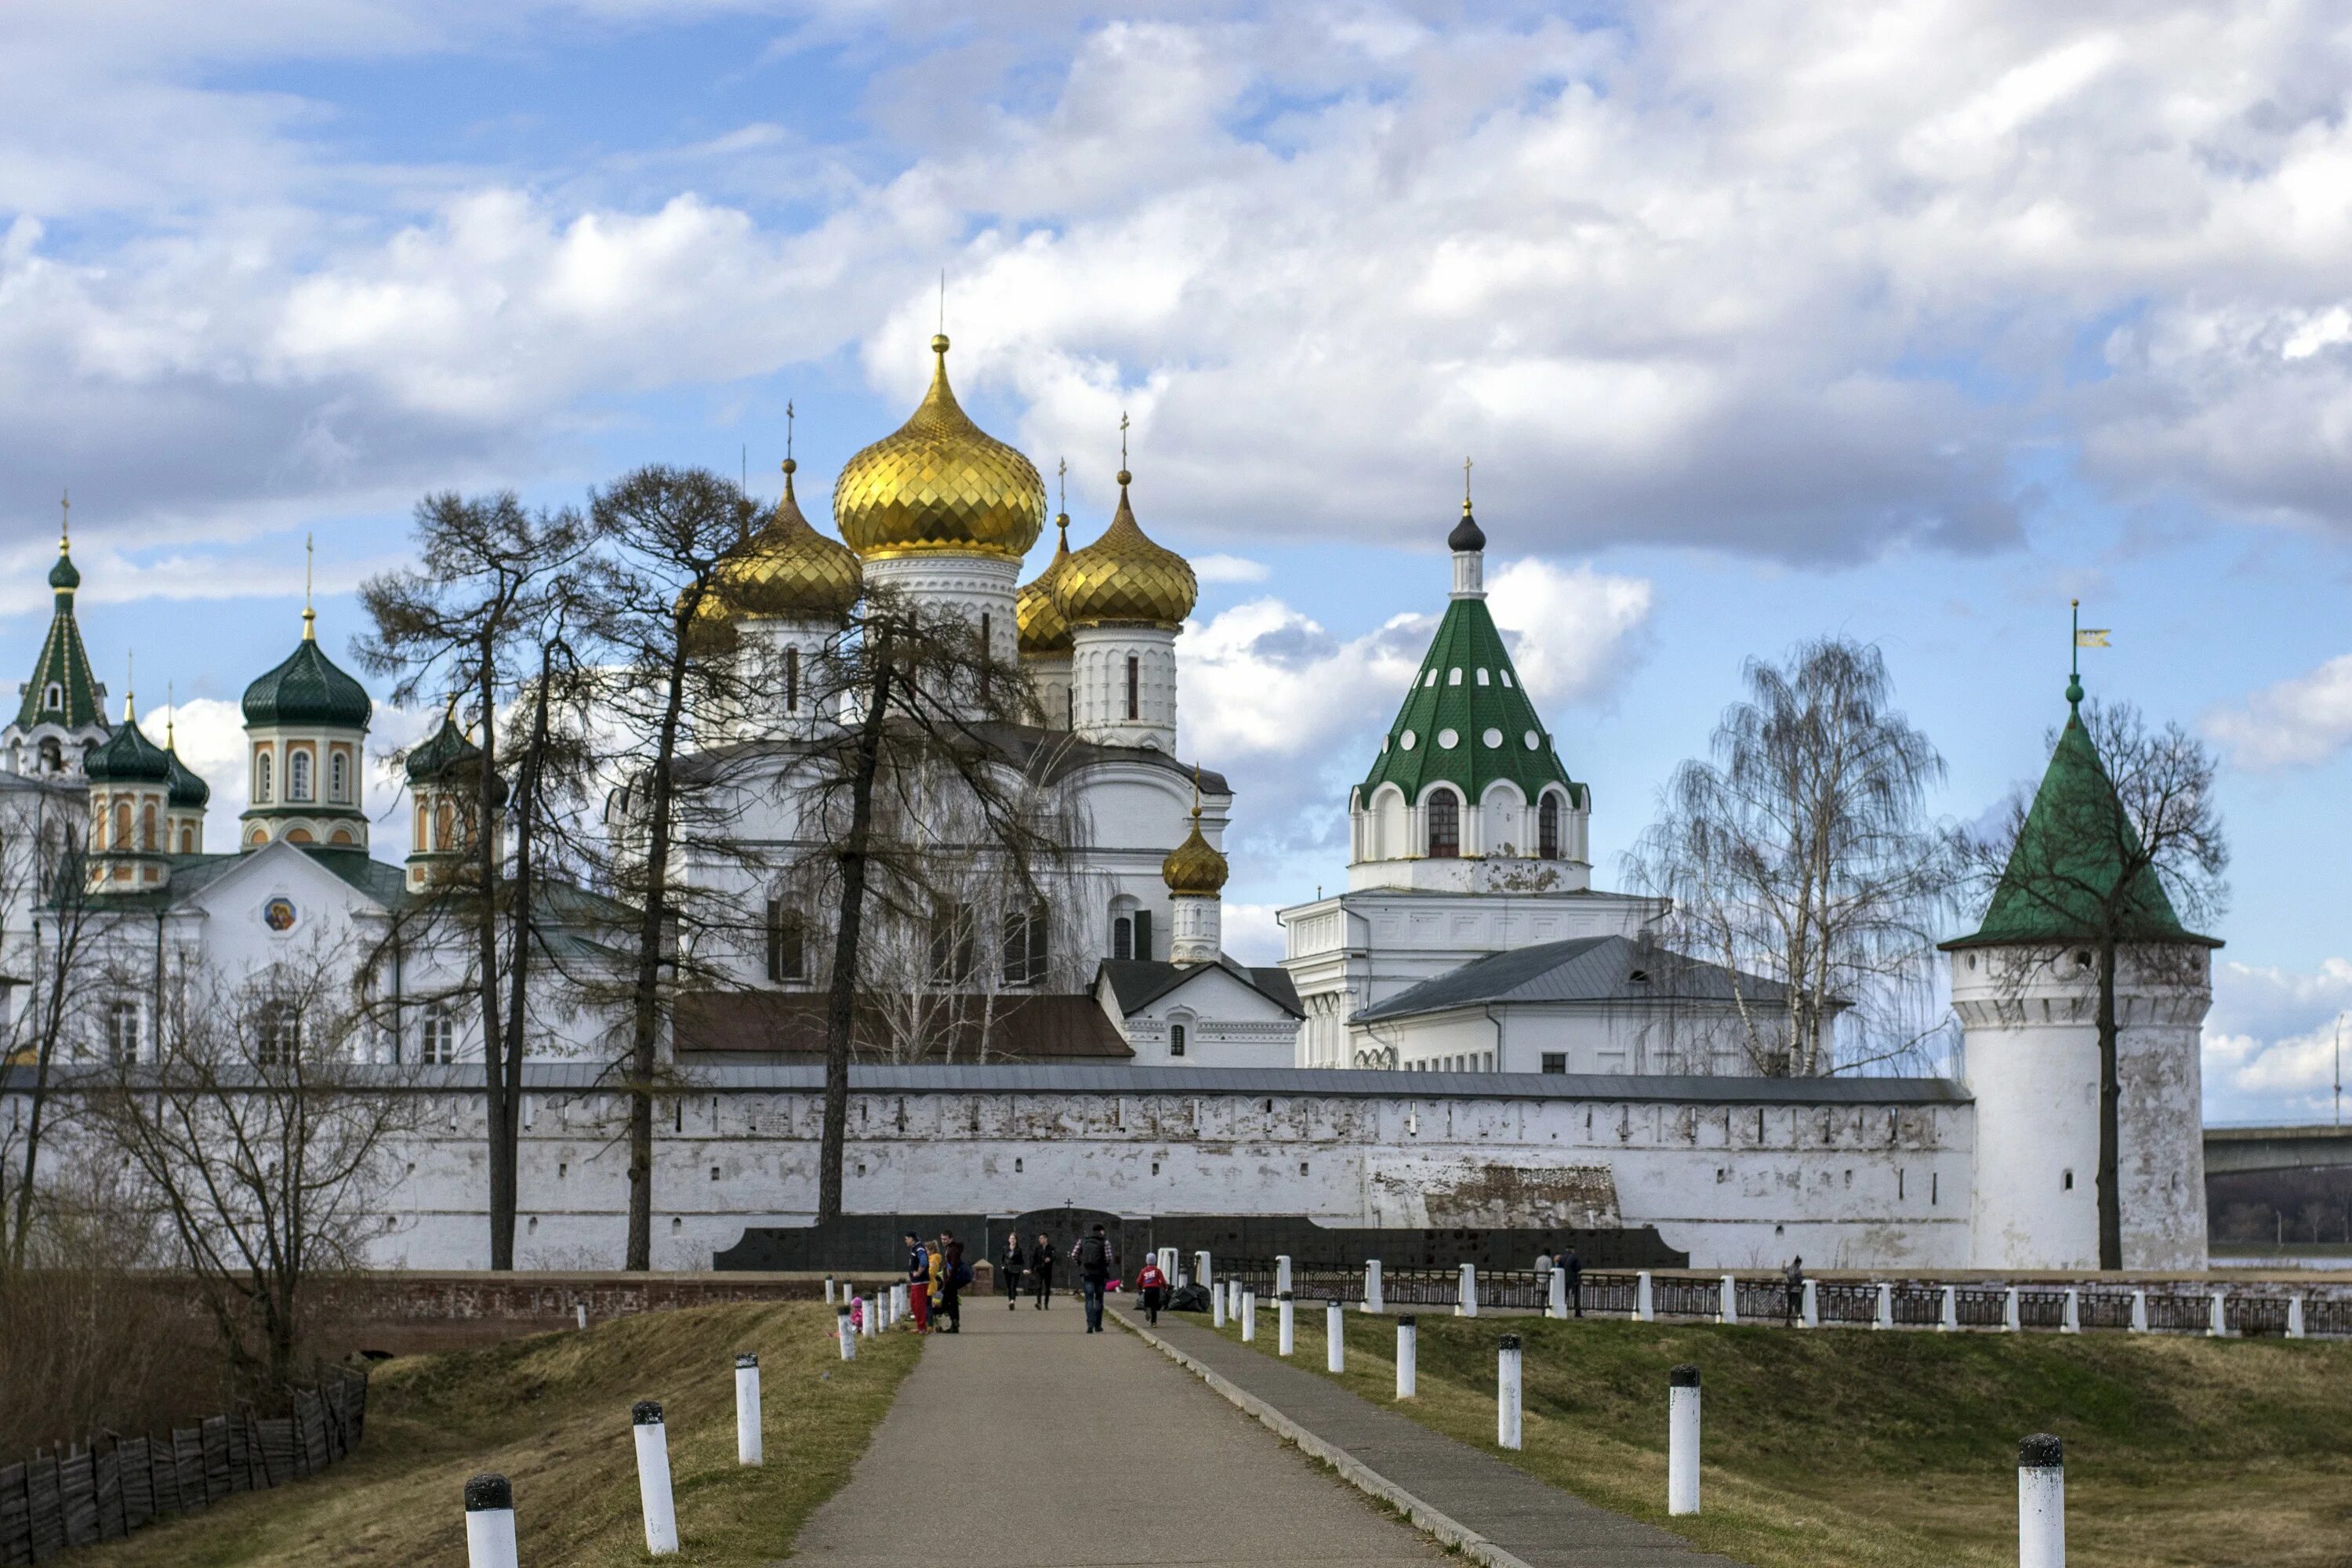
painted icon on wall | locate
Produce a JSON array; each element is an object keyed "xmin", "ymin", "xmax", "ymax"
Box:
[{"xmin": 263, "ymin": 897, "xmax": 298, "ymax": 932}]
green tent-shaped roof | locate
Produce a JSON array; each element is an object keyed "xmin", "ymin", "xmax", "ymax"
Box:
[
  {"xmin": 85, "ymin": 710, "xmax": 173, "ymax": 785},
  {"xmin": 14, "ymin": 534, "xmax": 106, "ymax": 735},
  {"xmin": 1358, "ymin": 506, "xmax": 1581, "ymax": 812},
  {"xmin": 1945, "ymin": 684, "xmax": 2216, "ymax": 951},
  {"xmin": 243, "ymin": 623, "xmax": 372, "ymax": 730}
]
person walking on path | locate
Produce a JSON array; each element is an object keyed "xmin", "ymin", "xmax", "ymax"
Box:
[
  {"xmin": 1029, "ymin": 1233, "xmax": 1056, "ymax": 1309},
  {"xmin": 1563, "ymin": 1246, "xmax": 1584, "ymax": 1318},
  {"xmin": 1073, "ymin": 1224, "xmax": 1114, "ymax": 1333},
  {"xmin": 1783, "ymin": 1256, "xmax": 1805, "ymax": 1326},
  {"xmin": 905, "ymin": 1231, "xmax": 933, "ymax": 1334},
  {"xmin": 940, "ymin": 1237, "xmax": 967, "ymax": 1334},
  {"xmin": 1135, "ymin": 1254, "xmax": 1167, "ymax": 1326},
  {"xmin": 1002, "ymin": 1230, "xmax": 1025, "ymax": 1311}
]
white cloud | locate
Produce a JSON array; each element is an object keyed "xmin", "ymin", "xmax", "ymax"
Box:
[
  {"xmin": 151, "ymin": 696, "xmax": 435, "ymax": 858},
  {"xmin": 1190, "ymin": 554, "xmax": 1268, "ymax": 584},
  {"xmin": 2204, "ymin": 654, "xmax": 2352, "ymax": 771},
  {"xmin": 2203, "ymin": 957, "xmax": 2352, "ymax": 1123}
]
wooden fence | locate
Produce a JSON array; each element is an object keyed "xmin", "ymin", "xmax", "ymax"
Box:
[{"xmin": 0, "ymin": 1367, "xmax": 367, "ymax": 1563}]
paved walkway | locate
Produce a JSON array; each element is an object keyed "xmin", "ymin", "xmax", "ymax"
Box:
[
  {"xmin": 786, "ymin": 1297, "xmax": 1446, "ymax": 1568},
  {"xmin": 1117, "ymin": 1308, "xmax": 1743, "ymax": 1568}
]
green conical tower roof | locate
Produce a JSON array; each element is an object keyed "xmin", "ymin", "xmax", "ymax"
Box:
[
  {"xmin": 1358, "ymin": 506, "xmax": 1581, "ymax": 813},
  {"xmin": 15, "ymin": 518, "xmax": 107, "ymax": 735},
  {"xmin": 1945, "ymin": 678, "xmax": 2215, "ymax": 950}
]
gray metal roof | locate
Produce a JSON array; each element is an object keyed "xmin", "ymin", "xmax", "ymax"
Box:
[
  {"xmin": 1098, "ymin": 957, "xmax": 1305, "ymax": 1018},
  {"xmin": 1354, "ymin": 935, "xmax": 1789, "ymax": 1023},
  {"xmin": 9, "ymin": 1061, "xmax": 1966, "ymax": 1105}
]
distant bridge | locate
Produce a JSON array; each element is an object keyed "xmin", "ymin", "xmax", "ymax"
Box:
[{"xmin": 2204, "ymin": 1124, "xmax": 2352, "ymax": 1176}]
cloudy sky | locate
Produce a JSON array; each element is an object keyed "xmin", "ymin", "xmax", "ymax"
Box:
[{"xmin": 5, "ymin": 0, "xmax": 2352, "ymax": 1120}]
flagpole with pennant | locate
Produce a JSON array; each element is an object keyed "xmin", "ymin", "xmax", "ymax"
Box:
[{"xmin": 2068, "ymin": 598, "xmax": 2110, "ymax": 708}]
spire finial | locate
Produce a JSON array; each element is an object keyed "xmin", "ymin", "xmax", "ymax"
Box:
[
  {"xmin": 1117, "ymin": 412, "xmax": 1131, "ymax": 488},
  {"xmin": 59, "ymin": 489, "xmax": 70, "ymax": 553},
  {"xmin": 1191, "ymin": 764, "xmax": 1202, "ymax": 820},
  {"xmin": 2067, "ymin": 597, "xmax": 2084, "ymax": 708},
  {"xmin": 303, "ymin": 534, "xmax": 316, "ymax": 641},
  {"xmin": 1463, "ymin": 456, "xmax": 1473, "ymax": 515},
  {"xmin": 1055, "ymin": 457, "xmax": 1070, "ymax": 535},
  {"xmin": 938, "ymin": 268, "xmax": 946, "ymax": 336},
  {"xmin": 123, "ymin": 649, "xmax": 134, "ymax": 723},
  {"xmin": 165, "ymin": 681, "xmax": 175, "ymax": 750}
]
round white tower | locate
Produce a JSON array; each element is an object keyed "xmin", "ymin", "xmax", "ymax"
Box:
[
  {"xmin": 1944, "ymin": 671, "xmax": 2216, "ymax": 1272},
  {"xmin": 712, "ymin": 456, "xmax": 862, "ymax": 739},
  {"xmin": 1163, "ymin": 790, "xmax": 1229, "ymax": 966},
  {"xmin": 1058, "ymin": 464, "xmax": 1195, "ymax": 753}
]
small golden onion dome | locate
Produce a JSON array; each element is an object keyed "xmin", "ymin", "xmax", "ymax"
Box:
[
  {"xmin": 1162, "ymin": 807, "xmax": 1229, "ymax": 897},
  {"xmin": 1056, "ymin": 470, "xmax": 1198, "ymax": 630},
  {"xmin": 833, "ymin": 334, "xmax": 1047, "ymax": 563},
  {"xmin": 1016, "ymin": 513, "xmax": 1075, "ymax": 655},
  {"xmin": 715, "ymin": 459, "xmax": 863, "ymax": 619}
]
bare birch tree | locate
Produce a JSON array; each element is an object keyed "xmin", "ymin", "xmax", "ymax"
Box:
[
  {"xmin": 1, "ymin": 817, "xmax": 107, "ymax": 1271},
  {"xmin": 1628, "ymin": 637, "xmax": 1955, "ymax": 1076}
]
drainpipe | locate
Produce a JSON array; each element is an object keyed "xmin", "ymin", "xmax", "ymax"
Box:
[
  {"xmin": 1485, "ymin": 1004, "xmax": 1505, "ymax": 1073},
  {"xmin": 151, "ymin": 909, "xmax": 165, "ymax": 1061}
]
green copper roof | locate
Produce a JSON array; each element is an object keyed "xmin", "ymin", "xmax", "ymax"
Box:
[
  {"xmin": 85, "ymin": 713, "xmax": 173, "ymax": 784},
  {"xmin": 405, "ymin": 714, "xmax": 479, "ymax": 781},
  {"xmin": 1359, "ymin": 527, "xmax": 1580, "ymax": 811},
  {"xmin": 1946, "ymin": 691, "xmax": 2215, "ymax": 949},
  {"xmin": 14, "ymin": 542, "xmax": 105, "ymax": 735},
  {"xmin": 242, "ymin": 632, "xmax": 372, "ymax": 729},
  {"xmin": 164, "ymin": 739, "xmax": 210, "ymax": 808}
]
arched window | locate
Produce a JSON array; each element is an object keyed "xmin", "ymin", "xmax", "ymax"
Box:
[
  {"xmin": 1001, "ymin": 902, "xmax": 1048, "ymax": 987},
  {"xmin": 106, "ymin": 1000, "xmax": 141, "ymax": 1064},
  {"xmin": 419, "ymin": 1008, "xmax": 456, "ymax": 1065},
  {"xmin": 178, "ymin": 825, "xmax": 194, "ymax": 853},
  {"xmin": 1169, "ymin": 1018, "xmax": 1189, "ymax": 1058},
  {"xmin": 43, "ymin": 682, "xmax": 62, "ymax": 711},
  {"xmin": 766, "ymin": 902, "xmax": 807, "ymax": 983},
  {"xmin": 434, "ymin": 799, "xmax": 456, "ymax": 851},
  {"xmin": 255, "ymin": 1002, "xmax": 300, "ymax": 1067},
  {"xmin": 289, "ymin": 749, "xmax": 312, "ymax": 801},
  {"xmin": 254, "ymin": 750, "xmax": 273, "ymax": 804},
  {"xmin": 1426, "ymin": 789, "xmax": 1460, "ymax": 858},
  {"xmin": 785, "ymin": 647, "xmax": 800, "ymax": 713},
  {"xmin": 1538, "ymin": 794, "xmax": 1561, "ymax": 859},
  {"xmin": 141, "ymin": 800, "xmax": 157, "ymax": 851},
  {"xmin": 112, "ymin": 800, "xmax": 131, "ymax": 851},
  {"xmin": 328, "ymin": 751, "xmax": 348, "ymax": 803},
  {"xmin": 1126, "ymin": 655, "xmax": 1140, "ymax": 720},
  {"xmin": 1113, "ymin": 914, "xmax": 1133, "ymax": 961},
  {"xmin": 38, "ymin": 738, "xmax": 60, "ymax": 774}
]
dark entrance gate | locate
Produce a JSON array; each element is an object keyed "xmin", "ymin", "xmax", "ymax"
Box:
[{"xmin": 1001, "ymin": 1207, "xmax": 1131, "ymax": 1299}]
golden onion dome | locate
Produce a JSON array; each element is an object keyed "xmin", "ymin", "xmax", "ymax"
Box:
[
  {"xmin": 832, "ymin": 334, "xmax": 1047, "ymax": 563},
  {"xmin": 1162, "ymin": 805, "xmax": 1229, "ymax": 897},
  {"xmin": 714, "ymin": 459, "xmax": 862, "ymax": 620},
  {"xmin": 1057, "ymin": 470, "xmax": 1197, "ymax": 630},
  {"xmin": 1016, "ymin": 513, "xmax": 1075, "ymax": 655}
]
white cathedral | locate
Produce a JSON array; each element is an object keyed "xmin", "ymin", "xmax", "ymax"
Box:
[{"xmin": 0, "ymin": 334, "xmax": 2218, "ymax": 1274}]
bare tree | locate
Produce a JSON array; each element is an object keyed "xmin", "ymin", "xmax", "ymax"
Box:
[
  {"xmin": 354, "ymin": 492, "xmax": 596, "ymax": 1269},
  {"xmin": 86, "ymin": 953, "xmax": 416, "ymax": 1392},
  {"xmin": 1628, "ymin": 637, "xmax": 1954, "ymax": 1076},
  {"xmin": 1954, "ymin": 697, "xmax": 2227, "ymax": 1269},
  {"xmin": 2, "ymin": 818, "xmax": 107, "ymax": 1271}
]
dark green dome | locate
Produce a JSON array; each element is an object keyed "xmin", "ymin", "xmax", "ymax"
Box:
[
  {"xmin": 243, "ymin": 636, "xmax": 372, "ymax": 729},
  {"xmin": 165, "ymin": 743, "xmax": 210, "ymax": 808},
  {"xmin": 406, "ymin": 714, "xmax": 508, "ymax": 807},
  {"xmin": 49, "ymin": 550, "xmax": 80, "ymax": 593},
  {"xmin": 85, "ymin": 715, "xmax": 172, "ymax": 784}
]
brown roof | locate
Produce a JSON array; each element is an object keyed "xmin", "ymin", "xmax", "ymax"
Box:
[{"xmin": 674, "ymin": 989, "xmax": 1132, "ymax": 1062}]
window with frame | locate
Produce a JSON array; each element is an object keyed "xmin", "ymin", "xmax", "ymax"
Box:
[
  {"xmin": 1538, "ymin": 794, "xmax": 1561, "ymax": 859},
  {"xmin": 927, "ymin": 903, "xmax": 975, "ymax": 984},
  {"xmin": 289, "ymin": 748, "xmax": 313, "ymax": 801},
  {"xmin": 419, "ymin": 1008, "xmax": 456, "ymax": 1065},
  {"xmin": 1000, "ymin": 903, "xmax": 1048, "ymax": 988},
  {"xmin": 1541, "ymin": 1052, "xmax": 1566, "ymax": 1074},
  {"xmin": 254, "ymin": 749, "xmax": 274, "ymax": 804},
  {"xmin": 106, "ymin": 1000, "xmax": 140, "ymax": 1064},
  {"xmin": 979, "ymin": 614, "xmax": 993, "ymax": 705},
  {"xmin": 1112, "ymin": 913, "xmax": 1133, "ymax": 961},
  {"xmin": 766, "ymin": 901, "xmax": 807, "ymax": 983},
  {"xmin": 254, "ymin": 1002, "xmax": 301, "ymax": 1067},
  {"xmin": 141, "ymin": 800, "xmax": 158, "ymax": 851},
  {"xmin": 111, "ymin": 800, "xmax": 130, "ymax": 852},
  {"xmin": 329, "ymin": 750, "xmax": 349, "ymax": 803},
  {"xmin": 1425, "ymin": 789, "xmax": 1460, "ymax": 858},
  {"xmin": 1125, "ymin": 655, "xmax": 1139, "ymax": 720},
  {"xmin": 43, "ymin": 682, "xmax": 62, "ymax": 711},
  {"xmin": 785, "ymin": 647, "xmax": 800, "ymax": 713},
  {"xmin": 1170, "ymin": 1022, "xmax": 1188, "ymax": 1058},
  {"xmin": 1132, "ymin": 908, "xmax": 1153, "ymax": 963}
]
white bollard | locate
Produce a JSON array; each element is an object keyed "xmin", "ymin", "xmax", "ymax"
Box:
[
  {"xmin": 575, "ymin": 1303, "xmax": 588, "ymax": 1331},
  {"xmin": 632, "ymin": 1401, "xmax": 681, "ymax": 1556},
  {"xmin": 1279, "ymin": 1291, "xmax": 1297, "ymax": 1356},
  {"xmin": 2063, "ymin": 1288, "xmax": 2081, "ymax": 1335},
  {"xmin": 1364, "ymin": 1258, "xmax": 1385, "ymax": 1313},
  {"xmin": 1327, "ymin": 1301, "xmax": 1345, "ymax": 1373},
  {"xmin": 1549, "ymin": 1267, "xmax": 1568, "ymax": 1320},
  {"xmin": 1160, "ymin": 1247, "xmax": 1180, "ymax": 1286},
  {"xmin": 860, "ymin": 1295, "xmax": 875, "ymax": 1338},
  {"xmin": 2004, "ymin": 1287, "xmax": 2021, "ymax": 1332},
  {"xmin": 1242, "ymin": 1289, "xmax": 1258, "ymax": 1342},
  {"xmin": 1719, "ymin": 1274, "xmax": 1738, "ymax": 1325},
  {"xmin": 1396, "ymin": 1316, "xmax": 1418, "ymax": 1399},
  {"xmin": 1801, "ymin": 1279, "xmax": 1818, "ymax": 1328},
  {"xmin": 1228, "ymin": 1279, "xmax": 1241, "ymax": 1320},
  {"xmin": 1940, "ymin": 1286, "xmax": 1958, "ymax": 1332},
  {"xmin": 1458, "ymin": 1262, "xmax": 1480, "ymax": 1318},
  {"xmin": 1497, "ymin": 1334, "xmax": 1523, "ymax": 1450},
  {"xmin": 824, "ymin": 1276, "xmax": 835, "ymax": 1304},
  {"xmin": 1196, "ymin": 1250, "xmax": 1213, "ymax": 1290},
  {"xmin": 2208, "ymin": 1291, "xmax": 2227, "ymax": 1338},
  {"xmin": 837, "ymin": 1306, "xmax": 856, "ymax": 1360},
  {"xmin": 1668, "ymin": 1365, "xmax": 1701, "ymax": 1516},
  {"xmin": 2018, "ymin": 1433, "xmax": 2065, "ymax": 1568},
  {"xmin": 735, "ymin": 1353, "xmax": 763, "ymax": 1467},
  {"xmin": 2130, "ymin": 1289, "xmax": 2148, "ymax": 1333},
  {"xmin": 1637, "ymin": 1270, "xmax": 1655, "ymax": 1322},
  {"xmin": 463, "ymin": 1473, "xmax": 520, "ymax": 1568},
  {"xmin": 1213, "ymin": 1282, "xmax": 1227, "ymax": 1327},
  {"xmin": 2288, "ymin": 1296, "xmax": 2306, "ymax": 1338},
  {"xmin": 1874, "ymin": 1282, "xmax": 1893, "ymax": 1330},
  {"xmin": 1276, "ymin": 1254, "xmax": 1293, "ymax": 1295}
]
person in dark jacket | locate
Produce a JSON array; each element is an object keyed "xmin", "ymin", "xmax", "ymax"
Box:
[
  {"xmin": 1002, "ymin": 1230, "xmax": 1025, "ymax": 1310},
  {"xmin": 1029, "ymin": 1234, "xmax": 1055, "ymax": 1309},
  {"xmin": 1073, "ymin": 1223, "xmax": 1114, "ymax": 1332},
  {"xmin": 939, "ymin": 1237, "xmax": 965, "ymax": 1334},
  {"xmin": 1563, "ymin": 1246, "xmax": 1584, "ymax": 1317}
]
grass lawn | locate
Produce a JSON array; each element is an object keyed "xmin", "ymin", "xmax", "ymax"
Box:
[
  {"xmin": 1191, "ymin": 1305, "xmax": 2352, "ymax": 1568},
  {"xmin": 73, "ymin": 1301, "xmax": 920, "ymax": 1567}
]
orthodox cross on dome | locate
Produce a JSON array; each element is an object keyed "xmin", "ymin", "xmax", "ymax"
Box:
[
  {"xmin": 123, "ymin": 648, "xmax": 134, "ymax": 721},
  {"xmin": 303, "ymin": 533, "xmax": 316, "ymax": 641},
  {"xmin": 1462, "ymin": 456, "xmax": 1472, "ymax": 514},
  {"xmin": 786, "ymin": 400, "xmax": 796, "ymax": 466},
  {"xmin": 59, "ymin": 488, "xmax": 70, "ymax": 550}
]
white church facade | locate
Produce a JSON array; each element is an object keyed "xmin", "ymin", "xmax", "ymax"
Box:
[{"xmin": 0, "ymin": 335, "xmax": 2216, "ymax": 1274}]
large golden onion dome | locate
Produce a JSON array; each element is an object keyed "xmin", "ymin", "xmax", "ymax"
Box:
[
  {"xmin": 1057, "ymin": 470, "xmax": 1197, "ymax": 630},
  {"xmin": 715, "ymin": 459, "xmax": 862, "ymax": 619},
  {"xmin": 833, "ymin": 334, "xmax": 1047, "ymax": 563},
  {"xmin": 1162, "ymin": 803, "xmax": 1229, "ymax": 897},
  {"xmin": 1015, "ymin": 512, "xmax": 1075, "ymax": 655}
]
